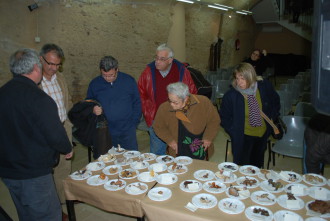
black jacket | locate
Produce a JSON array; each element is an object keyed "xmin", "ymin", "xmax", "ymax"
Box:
[
  {"xmin": 0, "ymin": 75, "xmax": 72, "ymax": 179},
  {"xmin": 304, "ymin": 113, "xmax": 330, "ymax": 173},
  {"xmin": 68, "ymin": 100, "xmax": 112, "ymax": 159}
]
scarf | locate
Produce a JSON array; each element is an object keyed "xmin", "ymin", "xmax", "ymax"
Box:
[{"xmin": 236, "ymin": 82, "xmax": 262, "ymax": 127}]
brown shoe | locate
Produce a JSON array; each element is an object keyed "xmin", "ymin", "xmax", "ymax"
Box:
[{"xmin": 62, "ymin": 212, "xmax": 69, "ymax": 221}]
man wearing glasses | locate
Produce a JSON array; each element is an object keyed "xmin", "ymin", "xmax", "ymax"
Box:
[
  {"xmin": 39, "ymin": 43, "xmax": 73, "ymax": 220},
  {"xmin": 138, "ymin": 43, "xmax": 197, "ymax": 155},
  {"xmin": 87, "ymin": 56, "xmax": 141, "ymax": 151}
]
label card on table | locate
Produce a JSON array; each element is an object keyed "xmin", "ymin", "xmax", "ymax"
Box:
[
  {"xmin": 286, "ymin": 200, "xmax": 300, "ymax": 209},
  {"xmin": 291, "ymin": 186, "xmax": 304, "ymax": 195},
  {"xmin": 185, "ymin": 202, "xmax": 198, "ymax": 212},
  {"xmin": 315, "ymin": 188, "xmax": 327, "ymax": 200}
]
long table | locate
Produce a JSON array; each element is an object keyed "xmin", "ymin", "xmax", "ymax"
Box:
[{"xmin": 63, "ymin": 154, "xmax": 329, "ymax": 221}]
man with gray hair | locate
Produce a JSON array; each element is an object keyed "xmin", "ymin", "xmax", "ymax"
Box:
[
  {"xmin": 39, "ymin": 44, "xmax": 73, "ymax": 216},
  {"xmin": 87, "ymin": 56, "xmax": 141, "ymax": 151},
  {"xmin": 0, "ymin": 48, "xmax": 72, "ymax": 221},
  {"xmin": 138, "ymin": 43, "xmax": 197, "ymax": 155}
]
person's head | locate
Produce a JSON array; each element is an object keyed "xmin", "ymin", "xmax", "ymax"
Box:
[
  {"xmin": 40, "ymin": 44, "xmax": 64, "ymax": 79},
  {"xmin": 9, "ymin": 48, "xmax": 42, "ymax": 84},
  {"xmin": 167, "ymin": 82, "xmax": 190, "ymax": 110},
  {"xmin": 154, "ymin": 43, "xmax": 174, "ymax": 71},
  {"xmin": 232, "ymin": 62, "xmax": 257, "ymax": 90},
  {"xmin": 250, "ymin": 49, "xmax": 261, "ymax": 61},
  {"xmin": 99, "ymin": 56, "xmax": 119, "ymax": 83}
]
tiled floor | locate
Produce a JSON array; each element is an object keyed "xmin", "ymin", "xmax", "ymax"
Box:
[{"xmin": 1, "ymin": 76, "xmax": 329, "ymax": 220}]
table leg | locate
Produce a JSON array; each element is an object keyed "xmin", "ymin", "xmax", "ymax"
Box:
[{"xmin": 66, "ymin": 200, "xmax": 76, "ymax": 221}]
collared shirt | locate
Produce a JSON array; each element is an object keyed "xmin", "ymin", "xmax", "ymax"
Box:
[
  {"xmin": 41, "ymin": 74, "xmax": 67, "ymax": 122},
  {"xmin": 159, "ymin": 63, "xmax": 173, "ymax": 78}
]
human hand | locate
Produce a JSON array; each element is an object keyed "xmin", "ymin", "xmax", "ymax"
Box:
[
  {"xmin": 202, "ymin": 140, "xmax": 212, "ymax": 150},
  {"xmin": 168, "ymin": 141, "xmax": 178, "ymax": 154},
  {"xmin": 65, "ymin": 150, "xmax": 74, "ymax": 159},
  {"xmin": 93, "ymin": 106, "xmax": 102, "ymax": 115},
  {"xmin": 262, "ymin": 49, "xmax": 267, "ymax": 56}
]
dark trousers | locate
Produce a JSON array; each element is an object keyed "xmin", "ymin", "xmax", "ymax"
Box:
[
  {"xmin": 234, "ymin": 134, "xmax": 268, "ymax": 168},
  {"xmin": 2, "ymin": 174, "xmax": 61, "ymax": 221},
  {"xmin": 111, "ymin": 125, "xmax": 138, "ymax": 151}
]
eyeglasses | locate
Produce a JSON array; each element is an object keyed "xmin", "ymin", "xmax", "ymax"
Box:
[
  {"xmin": 42, "ymin": 56, "xmax": 62, "ymax": 68},
  {"xmin": 154, "ymin": 56, "xmax": 172, "ymax": 62}
]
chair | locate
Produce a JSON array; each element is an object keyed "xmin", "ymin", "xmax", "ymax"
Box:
[
  {"xmin": 271, "ymin": 116, "xmax": 310, "ymax": 162},
  {"xmin": 294, "ymin": 102, "xmax": 317, "ymax": 118}
]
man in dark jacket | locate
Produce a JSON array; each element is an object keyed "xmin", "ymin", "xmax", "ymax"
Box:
[
  {"xmin": 0, "ymin": 48, "xmax": 72, "ymax": 221},
  {"xmin": 304, "ymin": 113, "xmax": 330, "ymax": 174}
]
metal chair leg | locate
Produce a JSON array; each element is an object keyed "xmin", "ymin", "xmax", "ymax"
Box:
[
  {"xmin": 225, "ymin": 139, "xmax": 230, "ymax": 162},
  {"xmin": 88, "ymin": 146, "xmax": 92, "ymax": 163}
]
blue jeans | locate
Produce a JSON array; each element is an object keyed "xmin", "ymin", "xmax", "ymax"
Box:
[
  {"xmin": 148, "ymin": 126, "xmax": 166, "ymax": 155},
  {"xmin": 111, "ymin": 126, "xmax": 138, "ymax": 151},
  {"xmin": 2, "ymin": 174, "xmax": 61, "ymax": 221}
]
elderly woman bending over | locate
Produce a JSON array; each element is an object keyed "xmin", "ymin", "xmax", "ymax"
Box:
[
  {"xmin": 153, "ymin": 82, "xmax": 220, "ymax": 160},
  {"xmin": 220, "ymin": 63, "xmax": 280, "ymax": 168}
]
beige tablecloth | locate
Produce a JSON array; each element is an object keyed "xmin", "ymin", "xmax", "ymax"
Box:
[{"xmin": 63, "ymin": 155, "xmax": 328, "ymax": 220}]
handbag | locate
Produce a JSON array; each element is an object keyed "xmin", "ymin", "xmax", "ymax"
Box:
[{"xmin": 260, "ymin": 112, "xmax": 287, "ymax": 140}]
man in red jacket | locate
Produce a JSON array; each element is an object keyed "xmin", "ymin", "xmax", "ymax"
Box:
[{"xmin": 138, "ymin": 43, "xmax": 197, "ymax": 155}]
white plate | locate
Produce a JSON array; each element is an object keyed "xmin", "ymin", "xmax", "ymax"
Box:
[
  {"xmin": 239, "ymin": 165, "xmax": 260, "ymax": 176},
  {"xmin": 125, "ymin": 182, "xmax": 148, "ymax": 195},
  {"xmin": 218, "ymin": 162, "xmax": 239, "ymax": 172},
  {"xmin": 251, "ymin": 191, "xmax": 276, "ymax": 206},
  {"xmin": 274, "ymin": 210, "xmax": 303, "ymax": 221},
  {"xmin": 225, "ymin": 185, "xmax": 250, "ymax": 200},
  {"xmin": 70, "ymin": 170, "xmax": 92, "ymax": 180},
  {"xmin": 104, "ymin": 179, "xmax": 126, "ymax": 191},
  {"xmin": 167, "ymin": 164, "xmax": 188, "ymax": 175},
  {"xmin": 236, "ymin": 176, "xmax": 260, "ymax": 189},
  {"xmin": 86, "ymin": 162, "xmax": 106, "ymax": 171},
  {"xmin": 193, "ymin": 170, "xmax": 215, "ymax": 181},
  {"xmin": 102, "ymin": 165, "xmax": 122, "ymax": 176},
  {"xmin": 180, "ymin": 180, "xmax": 203, "ymax": 193},
  {"xmin": 277, "ymin": 194, "xmax": 304, "ymax": 210},
  {"xmin": 108, "ymin": 146, "xmax": 125, "ymax": 155},
  {"xmin": 148, "ymin": 187, "xmax": 172, "ymax": 201},
  {"xmin": 305, "ymin": 200, "xmax": 330, "ymax": 218},
  {"xmin": 192, "ymin": 193, "xmax": 217, "ymax": 209},
  {"xmin": 140, "ymin": 153, "xmax": 157, "ymax": 161},
  {"xmin": 245, "ymin": 206, "xmax": 273, "ymax": 221},
  {"xmin": 258, "ymin": 170, "xmax": 280, "ymax": 181},
  {"xmin": 119, "ymin": 169, "xmax": 139, "ymax": 179},
  {"xmin": 308, "ymin": 186, "xmax": 330, "ymax": 200},
  {"xmin": 174, "ymin": 156, "xmax": 193, "ymax": 165},
  {"xmin": 130, "ymin": 161, "xmax": 149, "ymax": 170},
  {"xmin": 279, "ymin": 171, "xmax": 302, "ymax": 183},
  {"xmin": 149, "ymin": 163, "xmax": 167, "ymax": 173},
  {"xmin": 203, "ymin": 181, "xmax": 226, "ymax": 194},
  {"xmin": 123, "ymin": 150, "xmax": 141, "ymax": 159},
  {"xmin": 114, "ymin": 157, "xmax": 134, "ymax": 166},
  {"xmin": 284, "ymin": 183, "xmax": 309, "ymax": 197},
  {"xmin": 87, "ymin": 175, "xmax": 108, "ymax": 186},
  {"xmin": 218, "ymin": 198, "xmax": 245, "ymax": 214},
  {"xmin": 98, "ymin": 153, "xmax": 116, "ymax": 163},
  {"xmin": 156, "ymin": 173, "xmax": 178, "ymax": 185},
  {"xmin": 305, "ymin": 217, "xmax": 328, "ymax": 221},
  {"xmin": 303, "ymin": 173, "xmax": 327, "ymax": 186},
  {"xmin": 215, "ymin": 171, "xmax": 237, "ymax": 183},
  {"xmin": 260, "ymin": 180, "xmax": 285, "ymax": 193},
  {"xmin": 137, "ymin": 171, "xmax": 158, "ymax": 183},
  {"xmin": 156, "ymin": 155, "xmax": 174, "ymax": 164}
]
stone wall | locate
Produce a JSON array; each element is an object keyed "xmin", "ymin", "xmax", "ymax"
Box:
[{"xmin": 0, "ymin": 0, "xmax": 256, "ymax": 102}]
